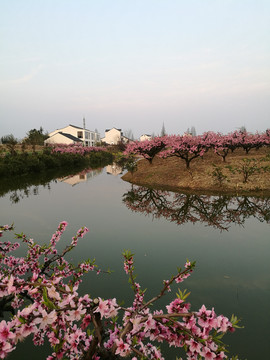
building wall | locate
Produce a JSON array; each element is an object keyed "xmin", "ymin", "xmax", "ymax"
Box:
[
  {"xmin": 140, "ymin": 135, "xmax": 152, "ymax": 141},
  {"xmin": 102, "ymin": 128, "xmax": 122, "ymax": 144}
]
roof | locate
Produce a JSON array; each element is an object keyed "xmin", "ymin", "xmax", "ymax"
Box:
[
  {"xmin": 50, "ymin": 125, "xmax": 99, "ymax": 135},
  {"xmin": 105, "ymin": 127, "xmax": 122, "ymax": 132},
  {"xmin": 58, "ymin": 132, "xmax": 83, "ymax": 142},
  {"xmin": 69, "ymin": 124, "xmax": 91, "ymax": 131}
]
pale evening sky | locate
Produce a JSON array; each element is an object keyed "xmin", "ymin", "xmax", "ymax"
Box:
[{"xmin": 0, "ymin": 0, "xmax": 269, "ymax": 140}]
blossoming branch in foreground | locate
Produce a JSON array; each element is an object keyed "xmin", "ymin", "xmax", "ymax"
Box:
[{"xmin": 0, "ymin": 223, "xmax": 241, "ymax": 359}]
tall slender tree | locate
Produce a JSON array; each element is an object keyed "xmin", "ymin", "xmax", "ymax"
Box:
[{"xmin": 160, "ymin": 122, "xmax": 166, "ymax": 137}]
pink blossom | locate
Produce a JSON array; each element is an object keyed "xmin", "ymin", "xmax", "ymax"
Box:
[
  {"xmin": 66, "ymin": 304, "xmax": 86, "ymax": 321},
  {"xmin": 7, "ymin": 276, "xmax": 16, "ymax": 294},
  {"xmin": 33, "ymin": 309, "xmax": 57, "ymax": 329},
  {"xmin": 144, "ymin": 315, "xmax": 156, "ymax": 332},
  {"xmin": 94, "ymin": 298, "xmax": 109, "ymax": 319},
  {"xmin": 200, "ymin": 347, "xmax": 217, "ymax": 359},
  {"xmin": 0, "ymin": 341, "xmax": 14, "ymax": 359},
  {"xmin": 0, "ymin": 321, "xmax": 15, "ymax": 342},
  {"xmin": 47, "ymin": 285, "xmax": 61, "ymax": 300},
  {"xmin": 130, "ymin": 316, "xmax": 143, "ymax": 334},
  {"xmin": 186, "ymin": 338, "xmax": 201, "ymax": 353},
  {"xmin": 115, "ymin": 338, "xmax": 131, "ymax": 357},
  {"xmin": 0, "ymin": 222, "xmax": 239, "ymax": 359}
]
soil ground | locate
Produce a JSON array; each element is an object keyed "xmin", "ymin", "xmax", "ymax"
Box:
[{"xmin": 122, "ymin": 148, "xmax": 270, "ymax": 196}]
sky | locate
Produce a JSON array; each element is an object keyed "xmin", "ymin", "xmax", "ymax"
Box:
[{"xmin": 0, "ymin": 0, "xmax": 269, "ymax": 140}]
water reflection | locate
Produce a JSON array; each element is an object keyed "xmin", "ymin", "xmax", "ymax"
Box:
[
  {"xmin": 58, "ymin": 168, "xmax": 103, "ymax": 186},
  {"xmin": 1, "ymin": 168, "xmax": 103, "ymax": 203},
  {"xmin": 123, "ymin": 185, "xmax": 270, "ymax": 231},
  {"xmin": 106, "ymin": 163, "xmax": 123, "ymax": 176},
  {"xmin": 8, "ymin": 183, "xmax": 52, "ymax": 204}
]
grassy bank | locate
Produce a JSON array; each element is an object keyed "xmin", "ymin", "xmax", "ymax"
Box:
[
  {"xmin": 122, "ymin": 148, "xmax": 270, "ymax": 196},
  {"xmin": 0, "ymin": 148, "xmax": 113, "ymax": 177}
]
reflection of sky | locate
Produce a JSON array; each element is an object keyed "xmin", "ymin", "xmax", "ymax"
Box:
[
  {"xmin": 1, "ymin": 170, "xmax": 270, "ymax": 359},
  {"xmin": 1, "ymin": 1, "xmax": 270, "ymax": 139}
]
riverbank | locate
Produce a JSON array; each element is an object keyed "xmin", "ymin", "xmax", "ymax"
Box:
[
  {"xmin": 122, "ymin": 148, "xmax": 270, "ymax": 196},
  {"xmin": 0, "ymin": 147, "xmax": 113, "ymax": 177}
]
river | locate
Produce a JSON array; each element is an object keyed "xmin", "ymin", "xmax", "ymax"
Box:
[{"xmin": 1, "ymin": 166, "xmax": 269, "ymax": 360}]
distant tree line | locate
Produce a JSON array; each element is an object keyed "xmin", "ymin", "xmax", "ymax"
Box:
[{"xmin": 1, "ymin": 127, "xmax": 49, "ymax": 154}]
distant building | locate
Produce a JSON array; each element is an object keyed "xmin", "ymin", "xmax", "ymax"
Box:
[
  {"xmin": 183, "ymin": 132, "xmax": 192, "ymax": 138},
  {"xmin": 101, "ymin": 128, "xmax": 130, "ymax": 145},
  {"xmin": 44, "ymin": 124, "xmax": 100, "ymax": 146},
  {"xmin": 140, "ymin": 134, "xmax": 152, "ymax": 141}
]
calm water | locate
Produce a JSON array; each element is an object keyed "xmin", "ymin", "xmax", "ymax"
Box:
[{"xmin": 1, "ymin": 167, "xmax": 270, "ymax": 360}]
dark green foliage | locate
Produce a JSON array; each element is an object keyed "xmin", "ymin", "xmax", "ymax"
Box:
[
  {"xmin": 226, "ymin": 158, "xmax": 270, "ymax": 183},
  {"xmin": 114, "ymin": 153, "xmax": 138, "ymax": 174},
  {"xmin": 1, "ymin": 134, "xmax": 18, "ymax": 145},
  {"xmin": 23, "ymin": 127, "xmax": 49, "ymax": 151},
  {"xmin": 211, "ymin": 164, "xmax": 228, "ymax": 187},
  {"xmin": 0, "ymin": 151, "xmax": 113, "ymax": 178},
  {"xmin": 0, "ymin": 134, "xmax": 18, "ymax": 155},
  {"xmin": 87, "ymin": 151, "xmax": 113, "ymax": 166}
]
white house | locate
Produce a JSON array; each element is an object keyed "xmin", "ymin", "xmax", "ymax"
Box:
[
  {"xmin": 101, "ymin": 128, "xmax": 130, "ymax": 145},
  {"xmin": 140, "ymin": 134, "xmax": 152, "ymax": 141},
  {"xmin": 44, "ymin": 132, "xmax": 83, "ymax": 145},
  {"xmin": 44, "ymin": 125, "xmax": 100, "ymax": 146}
]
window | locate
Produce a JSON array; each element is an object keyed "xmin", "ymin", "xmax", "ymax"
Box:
[{"xmin": 77, "ymin": 131, "xmax": 83, "ymax": 138}]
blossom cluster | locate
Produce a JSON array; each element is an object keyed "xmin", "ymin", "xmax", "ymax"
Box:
[
  {"xmin": 0, "ymin": 224, "xmax": 240, "ymax": 359},
  {"xmin": 125, "ymin": 130, "xmax": 270, "ymax": 168},
  {"xmin": 124, "ymin": 137, "xmax": 166, "ymax": 164},
  {"xmin": 49, "ymin": 144, "xmax": 107, "ymax": 156}
]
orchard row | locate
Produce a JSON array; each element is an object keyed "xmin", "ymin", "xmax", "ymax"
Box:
[{"xmin": 125, "ymin": 130, "xmax": 270, "ymax": 168}]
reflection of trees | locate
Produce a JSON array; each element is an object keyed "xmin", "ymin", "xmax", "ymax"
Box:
[
  {"xmin": 8, "ymin": 184, "xmax": 51, "ymax": 204},
  {"xmin": 123, "ymin": 185, "xmax": 270, "ymax": 231},
  {"xmin": 0, "ymin": 175, "xmax": 54, "ymax": 204},
  {"xmin": 0, "ymin": 167, "xmax": 102, "ymax": 204}
]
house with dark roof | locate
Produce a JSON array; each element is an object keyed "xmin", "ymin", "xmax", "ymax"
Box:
[
  {"xmin": 44, "ymin": 124, "xmax": 100, "ymax": 146},
  {"xmin": 101, "ymin": 127, "xmax": 130, "ymax": 145},
  {"xmin": 140, "ymin": 134, "xmax": 152, "ymax": 141}
]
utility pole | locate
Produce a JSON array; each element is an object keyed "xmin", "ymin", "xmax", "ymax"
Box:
[{"xmin": 83, "ymin": 117, "xmax": 86, "ymax": 146}]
